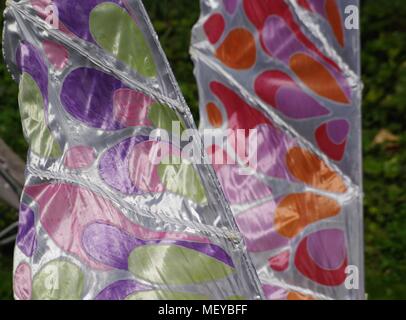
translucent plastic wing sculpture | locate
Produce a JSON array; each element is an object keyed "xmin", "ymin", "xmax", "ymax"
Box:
[
  {"xmin": 3, "ymin": 0, "xmax": 263, "ymax": 300},
  {"xmin": 191, "ymin": 0, "xmax": 364, "ymax": 300}
]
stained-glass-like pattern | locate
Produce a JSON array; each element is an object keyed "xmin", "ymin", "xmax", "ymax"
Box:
[
  {"xmin": 5, "ymin": 0, "xmax": 262, "ymax": 300},
  {"xmin": 192, "ymin": 0, "xmax": 363, "ymax": 300}
]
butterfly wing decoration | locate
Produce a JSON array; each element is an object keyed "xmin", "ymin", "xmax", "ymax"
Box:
[
  {"xmin": 191, "ymin": 0, "xmax": 363, "ymax": 300},
  {"xmin": 4, "ymin": 0, "xmax": 262, "ymax": 300}
]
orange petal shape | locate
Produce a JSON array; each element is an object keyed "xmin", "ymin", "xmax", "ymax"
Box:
[
  {"xmin": 215, "ymin": 28, "xmax": 256, "ymax": 70},
  {"xmin": 275, "ymin": 193, "xmax": 341, "ymax": 238},
  {"xmin": 207, "ymin": 102, "xmax": 223, "ymax": 128},
  {"xmin": 286, "ymin": 147, "xmax": 347, "ymax": 193},
  {"xmin": 290, "ymin": 53, "xmax": 349, "ymax": 104},
  {"xmin": 325, "ymin": 0, "xmax": 345, "ymax": 47}
]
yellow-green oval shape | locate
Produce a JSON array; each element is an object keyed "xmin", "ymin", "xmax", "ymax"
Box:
[
  {"xmin": 19, "ymin": 73, "xmax": 62, "ymax": 158},
  {"xmin": 128, "ymin": 244, "xmax": 234, "ymax": 285},
  {"xmin": 158, "ymin": 160, "xmax": 207, "ymax": 204},
  {"xmin": 89, "ymin": 3, "xmax": 156, "ymax": 77},
  {"xmin": 32, "ymin": 260, "xmax": 84, "ymax": 300},
  {"xmin": 148, "ymin": 103, "xmax": 186, "ymax": 133}
]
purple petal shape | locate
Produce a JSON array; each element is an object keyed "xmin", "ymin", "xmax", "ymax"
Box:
[
  {"xmin": 255, "ymin": 70, "xmax": 330, "ymax": 120},
  {"xmin": 326, "ymin": 119, "xmax": 350, "ymax": 144},
  {"xmin": 223, "ymin": 0, "xmax": 238, "ymax": 14},
  {"xmin": 276, "ymin": 87, "xmax": 330, "ymax": 119},
  {"xmin": 307, "ymin": 229, "xmax": 347, "ymax": 269},
  {"xmin": 82, "ymin": 222, "xmax": 235, "ymax": 269},
  {"xmin": 16, "ymin": 41, "xmax": 48, "ymax": 106},
  {"xmin": 262, "ymin": 16, "xmax": 305, "ymax": 63},
  {"xmin": 95, "ymin": 280, "xmax": 150, "ymax": 300},
  {"xmin": 99, "ymin": 136, "xmax": 149, "ymax": 195},
  {"xmin": 52, "ymin": 0, "xmax": 125, "ymax": 43},
  {"xmin": 173, "ymin": 240, "xmax": 234, "ymax": 267},
  {"xmin": 60, "ymin": 67, "xmax": 126, "ymax": 130},
  {"xmin": 82, "ymin": 222, "xmax": 146, "ymax": 270},
  {"xmin": 16, "ymin": 204, "xmax": 37, "ymax": 257},
  {"xmin": 262, "ymin": 15, "xmax": 351, "ymax": 101},
  {"xmin": 255, "ymin": 124, "xmax": 295, "ymax": 180}
]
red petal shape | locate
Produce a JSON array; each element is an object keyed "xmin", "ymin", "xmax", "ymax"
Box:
[
  {"xmin": 204, "ymin": 13, "xmax": 226, "ymax": 44},
  {"xmin": 210, "ymin": 81, "xmax": 272, "ymax": 133},
  {"xmin": 269, "ymin": 250, "xmax": 290, "ymax": 272},
  {"xmin": 316, "ymin": 123, "xmax": 347, "ymax": 161},
  {"xmin": 295, "ymin": 235, "xmax": 348, "ymax": 286}
]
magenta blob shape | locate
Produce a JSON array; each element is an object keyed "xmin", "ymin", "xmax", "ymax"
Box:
[
  {"xmin": 307, "ymin": 229, "xmax": 347, "ymax": 270},
  {"xmin": 326, "ymin": 119, "xmax": 350, "ymax": 144}
]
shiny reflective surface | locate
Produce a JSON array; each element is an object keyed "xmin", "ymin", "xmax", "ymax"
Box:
[
  {"xmin": 192, "ymin": 0, "xmax": 363, "ymax": 300},
  {"xmin": 4, "ymin": 0, "xmax": 262, "ymax": 300}
]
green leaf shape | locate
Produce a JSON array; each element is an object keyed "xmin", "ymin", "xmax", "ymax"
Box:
[
  {"xmin": 18, "ymin": 73, "xmax": 62, "ymax": 158},
  {"xmin": 32, "ymin": 260, "xmax": 84, "ymax": 300},
  {"xmin": 126, "ymin": 290, "xmax": 209, "ymax": 300},
  {"xmin": 158, "ymin": 158, "xmax": 207, "ymax": 204},
  {"xmin": 89, "ymin": 3, "xmax": 157, "ymax": 77},
  {"xmin": 128, "ymin": 244, "xmax": 234, "ymax": 285},
  {"xmin": 148, "ymin": 103, "xmax": 186, "ymax": 133}
]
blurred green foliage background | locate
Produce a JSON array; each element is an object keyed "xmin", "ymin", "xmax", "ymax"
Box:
[{"xmin": 0, "ymin": 0, "xmax": 405, "ymax": 299}]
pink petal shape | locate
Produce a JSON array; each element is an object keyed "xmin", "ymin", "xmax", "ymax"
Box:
[
  {"xmin": 268, "ymin": 250, "xmax": 290, "ymax": 272},
  {"xmin": 224, "ymin": 0, "xmax": 238, "ymax": 14},
  {"xmin": 113, "ymin": 88, "xmax": 154, "ymax": 127},
  {"xmin": 64, "ymin": 145, "xmax": 96, "ymax": 169},
  {"xmin": 214, "ymin": 163, "xmax": 273, "ymax": 205},
  {"xmin": 262, "ymin": 16, "xmax": 305, "ymax": 63},
  {"xmin": 31, "ymin": 0, "xmax": 76, "ymax": 37},
  {"xmin": 247, "ymin": 124, "xmax": 295, "ymax": 180},
  {"xmin": 24, "ymin": 183, "xmax": 209, "ymax": 269},
  {"xmin": 14, "ymin": 263, "xmax": 32, "ymax": 300},
  {"xmin": 42, "ymin": 40, "xmax": 69, "ymax": 69},
  {"xmin": 236, "ymin": 201, "xmax": 289, "ymax": 253},
  {"xmin": 128, "ymin": 140, "xmax": 178, "ymax": 193},
  {"xmin": 262, "ymin": 285, "xmax": 288, "ymax": 300}
]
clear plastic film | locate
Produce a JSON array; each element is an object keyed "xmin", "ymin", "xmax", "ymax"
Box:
[
  {"xmin": 191, "ymin": 0, "xmax": 364, "ymax": 300},
  {"xmin": 3, "ymin": 0, "xmax": 263, "ymax": 300}
]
